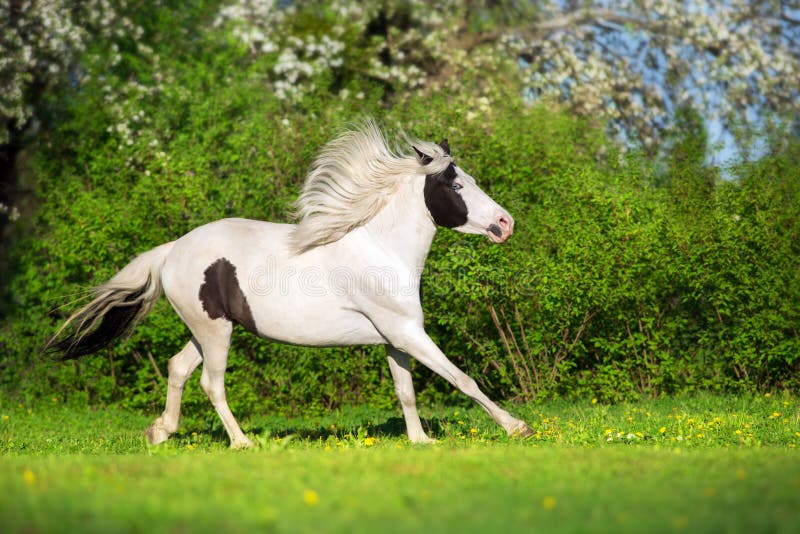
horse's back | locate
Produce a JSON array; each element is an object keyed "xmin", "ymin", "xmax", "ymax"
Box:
[{"xmin": 160, "ymin": 217, "xmax": 290, "ymax": 327}]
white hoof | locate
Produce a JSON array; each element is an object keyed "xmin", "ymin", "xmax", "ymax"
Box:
[
  {"xmin": 145, "ymin": 421, "xmax": 171, "ymax": 445},
  {"xmin": 508, "ymin": 420, "xmax": 535, "ymax": 438},
  {"xmin": 408, "ymin": 433, "xmax": 437, "ymax": 444},
  {"xmin": 231, "ymin": 437, "xmax": 254, "ymax": 450}
]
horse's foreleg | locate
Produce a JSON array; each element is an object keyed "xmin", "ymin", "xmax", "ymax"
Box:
[
  {"xmin": 386, "ymin": 346, "xmax": 435, "ymax": 444},
  {"xmin": 195, "ymin": 325, "xmax": 253, "ymax": 449},
  {"xmin": 146, "ymin": 339, "xmax": 202, "ymax": 445},
  {"xmin": 387, "ymin": 323, "xmax": 533, "ymax": 438}
]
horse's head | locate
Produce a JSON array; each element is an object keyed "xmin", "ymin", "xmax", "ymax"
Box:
[{"xmin": 414, "ymin": 140, "xmax": 514, "ymax": 243}]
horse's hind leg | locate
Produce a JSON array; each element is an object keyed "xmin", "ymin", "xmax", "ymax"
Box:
[
  {"xmin": 146, "ymin": 339, "xmax": 202, "ymax": 445},
  {"xmin": 195, "ymin": 322, "xmax": 253, "ymax": 449},
  {"xmin": 387, "ymin": 346, "xmax": 435, "ymax": 444}
]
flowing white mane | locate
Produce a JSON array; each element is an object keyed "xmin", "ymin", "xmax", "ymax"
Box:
[{"xmin": 290, "ymin": 120, "xmax": 452, "ymax": 253}]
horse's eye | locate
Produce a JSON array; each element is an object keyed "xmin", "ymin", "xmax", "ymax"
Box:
[{"xmin": 451, "ymin": 182, "xmax": 463, "ymax": 191}]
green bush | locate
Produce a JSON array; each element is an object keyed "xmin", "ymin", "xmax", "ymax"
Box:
[{"xmin": 1, "ymin": 2, "xmax": 799, "ymax": 416}]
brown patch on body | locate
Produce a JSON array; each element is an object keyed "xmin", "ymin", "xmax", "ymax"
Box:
[{"xmin": 199, "ymin": 258, "xmax": 258, "ymax": 334}]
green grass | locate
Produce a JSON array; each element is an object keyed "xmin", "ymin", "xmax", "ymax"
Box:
[{"xmin": 2, "ymin": 394, "xmax": 799, "ymax": 533}]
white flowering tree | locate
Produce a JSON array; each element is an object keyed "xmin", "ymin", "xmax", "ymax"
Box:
[
  {"xmin": 2, "ymin": 0, "xmax": 798, "ymax": 174},
  {"xmin": 216, "ymin": 0, "xmax": 799, "ymax": 152},
  {"xmin": 506, "ymin": 0, "xmax": 800, "ymax": 152},
  {"xmin": 0, "ymin": 0, "xmax": 144, "ymax": 143},
  {"xmin": 1, "ymin": 0, "xmax": 142, "ymax": 225}
]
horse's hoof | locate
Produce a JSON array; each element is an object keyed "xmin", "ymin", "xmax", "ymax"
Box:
[
  {"xmin": 510, "ymin": 421, "xmax": 535, "ymax": 439},
  {"xmin": 408, "ymin": 434, "xmax": 438, "ymax": 445},
  {"xmin": 231, "ymin": 437, "xmax": 254, "ymax": 450},
  {"xmin": 145, "ymin": 422, "xmax": 170, "ymax": 445}
]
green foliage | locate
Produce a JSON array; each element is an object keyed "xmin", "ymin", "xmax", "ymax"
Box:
[{"xmin": 1, "ymin": 2, "xmax": 799, "ymax": 416}]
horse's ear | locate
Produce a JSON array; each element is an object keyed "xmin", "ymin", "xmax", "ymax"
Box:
[
  {"xmin": 413, "ymin": 146, "xmax": 434, "ymax": 165},
  {"xmin": 439, "ymin": 139, "xmax": 450, "ymax": 155}
]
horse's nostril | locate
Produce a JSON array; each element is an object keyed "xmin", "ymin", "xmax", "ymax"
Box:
[
  {"xmin": 488, "ymin": 224, "xmax": 503, "ymax": 238},
  {"xmin": 498, "ymin": 216, "xmax": 509, "ymax": 230}
]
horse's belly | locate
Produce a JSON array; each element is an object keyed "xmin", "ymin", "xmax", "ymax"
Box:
[{"xmin": 252, "ymin": 303, "xmax": 386, "ymax": 347}]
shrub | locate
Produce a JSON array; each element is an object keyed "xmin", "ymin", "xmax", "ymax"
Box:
[{"xmin": 1, "ymin": 3, "xmax": 798, "ymax": 416}]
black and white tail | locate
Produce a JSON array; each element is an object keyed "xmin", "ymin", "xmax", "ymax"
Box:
[{"xmin": 45, "ymin": 242, "xmax": 174, "ymax": 360}]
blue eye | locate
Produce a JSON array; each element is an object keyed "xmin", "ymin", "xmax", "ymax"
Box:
[{"xmin": 451, "ymin": 182, "xmax": 463, "ymax": 191}]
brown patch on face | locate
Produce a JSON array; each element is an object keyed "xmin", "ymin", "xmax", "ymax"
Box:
[{"xmin": 199, "ymin": 258, "xmax": 258, "ymax": 334}]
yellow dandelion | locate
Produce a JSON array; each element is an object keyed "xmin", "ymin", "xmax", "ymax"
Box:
[
  {"xmin": 2, "ymin": 415, "xmax": 8, "ymax": 421},
  {"xmin": 591, "ymin": 398, "xmax": 598, "ymax": 404},
  {"xmin": 735, "ymin": 430, "xmax": 743, "ymax": 435},
  {"xmin": 363, "ymin": 437, "xmax": 376, "ymax": 447},
  {"xmin": 324, "ymin": 445, "xmax": 332, "ymax": 451},
  {"xmin": 470, "ymin": 428, "xmax": 478, "ymax": 434},
  {"xmin": 186, "ymin": 443, "xmax": 197, "ymax": 451},
  {"xmin": 23, "ymin": 469, "xmax": 36, "ymax": 486},
  {"xmin": 303, "ymin": 489, "xmax": 319, "ymax": 506},
  {"xmin": 764, "ymin": 392, "xmax": 772, "ymax": 398},
  {"xmin": 542, "ymin": 497, "xmax": 557, "ymax": 510},
  {"xmin": 659, "ymin": 427, "xmax": 667, "ymax": 434}
]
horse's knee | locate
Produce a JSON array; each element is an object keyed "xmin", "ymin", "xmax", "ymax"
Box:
[
  {"xmin": 168, "ymin": 360, "xmax": 188, "ymax": 387},
  {"xmin": 394, "ymin": 382, "xmax": 416, "ymax": 406},
  {"xmin": 455, "ymin": 375, "xmax": 480, "ymax": 397}
]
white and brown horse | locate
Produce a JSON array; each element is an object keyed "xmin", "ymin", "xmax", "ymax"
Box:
[{"xmin": 47, "ymin": 121, "xmax": 533, "ymax": 447}]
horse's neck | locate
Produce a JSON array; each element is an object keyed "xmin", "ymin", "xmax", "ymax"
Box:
[{"xmin": 361, "ymin": 178, "xmax": 436, "ymax": 271}]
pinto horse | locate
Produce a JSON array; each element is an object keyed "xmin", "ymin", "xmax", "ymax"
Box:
[{"xmin": 46, "ymin": 121, "xmax": 533, "ymax": 447}]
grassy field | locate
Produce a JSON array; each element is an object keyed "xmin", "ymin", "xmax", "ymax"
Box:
[{"xmin": 2, "ymin": 394, "xmax": 799, "ymax": 533}]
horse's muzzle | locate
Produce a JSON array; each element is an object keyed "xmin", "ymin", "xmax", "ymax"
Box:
[{"xmin": 487, "ymin": 214, "xmax": 513, "ymax": 243}]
